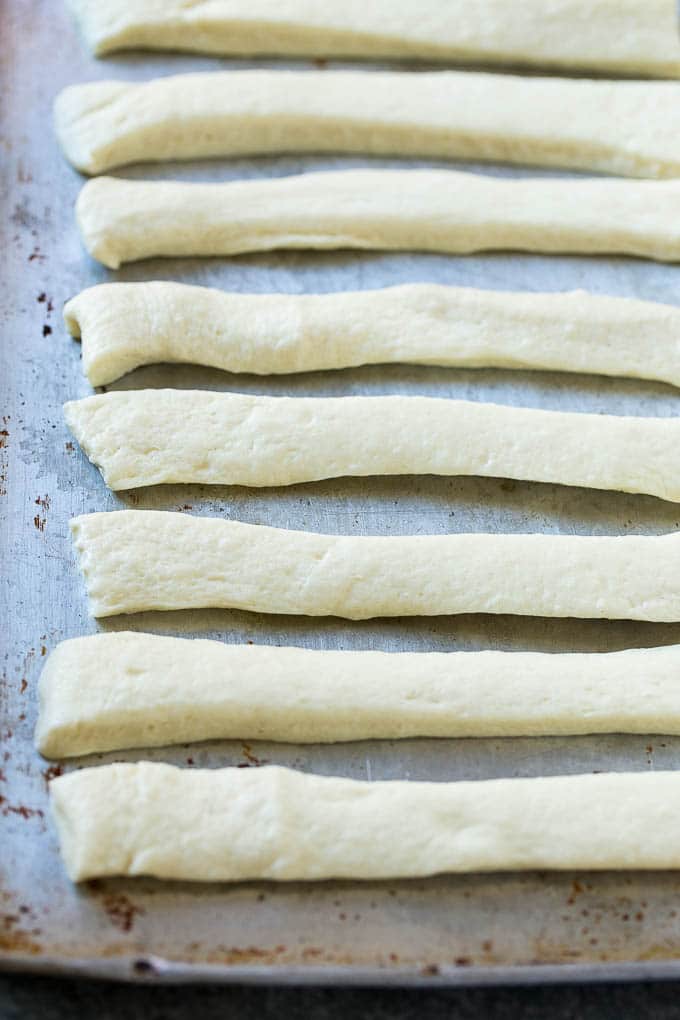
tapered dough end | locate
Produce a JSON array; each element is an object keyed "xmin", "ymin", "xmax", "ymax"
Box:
[
  {"xmin": 66, "ymin": 0, "xmax": 125, "ymax": 56},
  {"xmin": 49, "ymin": 763, "xmax": 144, "ymax": 882},
  {"xmin": 53, "ymin": 85, "xmax": 94, "ymax": 174},
  {"xmin": 50, "ymin": 772, "xmax": 86, "ymax": 882},
  {"xmin": 63, "ymin": 296, "xmax": 82, "ymax": 340},
  {"xmin": 69, "ymin": 513, "xmax": 109, "ymax": 618},
  {"xmin": 63, "ymin": 397, "xmax": 114, "ymax": 489},
  {"xmin": 55, "ymin": 81, "xmax": 132, "ymax": 175},
  {"xmin": 63, "ymin": 284, "xmax": 154, "ymax": 387},
  {"xmin": 35, "ymin": 636, "xmax": 94, "ymax": 758},
  {"xmin": 76, "ymin": 178, "xmax": 124, "ymax": 269}
]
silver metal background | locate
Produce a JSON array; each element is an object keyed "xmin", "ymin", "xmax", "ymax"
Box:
[{"xmin": 3, "ymin": 0, "xmax": 680, "ymax": 987}]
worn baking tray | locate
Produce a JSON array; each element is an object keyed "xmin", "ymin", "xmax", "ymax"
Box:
[{"xmin": 4, "ymin": 0, "xmax": 680, "ymax": 987}]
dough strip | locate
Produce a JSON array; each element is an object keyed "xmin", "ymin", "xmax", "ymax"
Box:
[
  {"xmin": 76, "ymin": 171, "xmax": 680, "ymax": 268},
  {"xmin": 70, "ymin": 510, "xmax": 680, "ymax": 621},
  {"xmin": 51, "ymin": 764, "xmax": 680, "ymax": 882},
  {"xmin": 36, "ymin": 633, "xmax": 680, "ymax": 758},
  {"xmin": 66, "ymin": 0, "xmax": 680, "ymax": 78},
  {"xmin": 64, "ymin": 282, "xmax": 680, "ymax": 389},
  {"xmin": 64, "ymin": 390, "xmax": 680, "ymax": 501},
  {"xmin": 55, "ymin": 70, "xmax": 680, "ymax": 177}
]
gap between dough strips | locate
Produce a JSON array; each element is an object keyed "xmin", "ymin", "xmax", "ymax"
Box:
[
  {"xmin": 64, "ymin": 282, "xmax": 680, "ymax": 389},
  {"xmin": 64, "ymin": 389, "xmax": 680, "ymax": 501},
  {"xmin": 36, "ymin": 634, "xmax": 680, "ymax": 758},
  {"xmin": 75, "ymin": 170, "xmax": 680, "ymax": 268},
  {"xmin": 66, "ymin": 0, "xmax": 680, "ymax": 77},
  {"xmin": 55, "ymin": 70, "xmax": 680, "ymax": 178},
  {"xmin": 70, "ymin": 510, "xmax": 680, "ymax": 621},
  {"xmin": 50, "ymin": 764, "xmax": 680, "ymax": 882}
]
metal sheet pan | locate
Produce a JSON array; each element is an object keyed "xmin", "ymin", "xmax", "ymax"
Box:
[{"xmin": 4, "ymin": 0, "xmax": 680, "ymax": 987}]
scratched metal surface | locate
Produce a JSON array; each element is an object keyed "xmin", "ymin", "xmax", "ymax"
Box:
[{"xmin": 4, "ymin": 0, "xmax": 680, "ymax": 987}]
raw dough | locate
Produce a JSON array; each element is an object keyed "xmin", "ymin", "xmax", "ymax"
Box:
[
  {"xmin": 64, "ymin": 281, "xmax": 680, "ymax": 389},
  {"xmin": 76, "ymin": 171, "xmax": 680, "ymax": 268},
  {"xmin": 54, "ymin": 70, "xmax": 680, "ymax": 178},
  {"xmin": 64, "ymin": 389, "xmax": 680, "ymax": 501},
  {"xmin": 70, "ymin": 510, "xmax": 680, "ymax": 621},
  {"xmin": 66, "ymin": 0, "xmax": 680, "ymax": 78},
  {"xmin": 36, "ymin": 633, "xmax": 680, "ymax": 758},
  {"xmin": 50, "ymin": 764, "xmax": 680, "ymax": 882}
]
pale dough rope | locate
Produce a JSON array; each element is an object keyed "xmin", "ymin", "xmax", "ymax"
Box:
[
  {"xmin": 55, "ymin": 70, "xmax": 680, "ymax": 177},
  {"xmin": 70, "ymin": 511, "xmax": 680, "ymax": 621},
  {"xmin": 51, "ymin": 764, "xmax": 680, "ymax": 882},
  {"xmin": 36, "ymin": 634, "xmax": 680, "ymax": 758},
  {"xmin": 64, "ymin": 390, "xmax": 680, "ymax": 501},
  {"xmin": 64, "ymin": 282, "xmax": 680, "ymax": 389},
  {"xmin": 66, "ymin": 0, "xmax": 680, "ymax": 77},
  {"xmin": 76, "ymin": 171, "xmax": 680, "ymax": 268}
]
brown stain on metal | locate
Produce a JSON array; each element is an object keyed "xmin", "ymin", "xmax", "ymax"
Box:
[
  {"xmin": 566, "ymin": 879, "xmax": 585, "ymax": 906},
  {"xmin": 238, "ymin": 743, "xmax": 268, "ymax": 768},
  {"xmin": 36, "ymin": 292, "xmax": 53, "ymax": 314},
  {"xmin": 101, "ymin": 894, "xmax": 145, "ymax": 933},
  {"xmin": 42, "ymin": 764, "xmax": 63, "ymax": 785},
  {"xmin": 420, "ymin": 963, "xmax": 440, "ymax": 976},
  {"xmin": 0, "ymin": 418, "xmax": 8, "ymax": 496},
  {"xmin": 2, "ymin": 804, "xmax": 44, "ymax": 820},
  {"xmin": 0, "ymin": 930, "xmax": 42, "ymax": 956},
  {"xmin": 33, "ymin": 497, "xmax": 49, "ymax": 538},
  {"xmin": 65, "ymin": 441, "xmax": 74, "ymax": 453},
  {"xmin": 201, "ymin": 944, "xmax": 289, "ymax": 966},
  {"xmin": 637, "ymin": 943, "xmax": 680, "ymax": 962}
]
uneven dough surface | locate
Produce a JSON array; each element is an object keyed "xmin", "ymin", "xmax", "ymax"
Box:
[
  {"xmin": 64, "ymin": 390, "xmax": 680, "ymax": 501},
  {"xmin": 70, "ymin": 510, "xmax": 680, "ymax": 621},
  {"xmin": 66, "ymin": 0, "xmax": 680, "ymax": 77},
  {"xmin": 76, "ymin": 171, "xmax": 680, "ymax": 268},
  {"xmin": 55, "ymin": 70, "xmax": 680, "ymax": 178},
  {"xmin": 36, "ymin": 634, "xmax": 680, "ymax": 758},
  {"xmin": 64, "ymin": 281, "xmax": 680, "ymax": 389},
  {"xmin": 51, "ymin": 764, "xmax": 680, "ymax": 882}
]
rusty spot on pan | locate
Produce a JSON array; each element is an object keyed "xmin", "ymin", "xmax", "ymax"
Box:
[{"xmin": 101, "ymin": 893, "xmax": 145, "ymax": 933}]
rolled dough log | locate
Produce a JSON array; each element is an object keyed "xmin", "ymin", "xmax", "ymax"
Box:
[
  {"xmin": 50, "ymin": 763, "xmax": 680, "ymax": 882},
  {"xmin": 55, "ymin": 70, "xmax": 680, "ymax": 178},
  {"xmin": 76, "ymin": 171, "xmax": 680, "ymax": 268},
  {"xmin": 64, "ymin": 389, "xmax": 680, "ymax": 501},
  {"xmin": 70, "ymin": 510, "xmax": 680, "ymax": 621},
  {"xmin": 36, "ymin": 633, "xmax": 680, "ymax": 758},
  {"xmin": 66, "ymin": 0, "xmax": 680, "ymax": 78},
  {"xmin": 64, "ymin": 281, "xmax": 680, "ymax": 389}
]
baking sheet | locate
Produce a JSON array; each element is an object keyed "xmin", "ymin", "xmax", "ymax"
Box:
[{"xmin": 4, "ymin": 0, "xmax": 680, "ymax": 986}]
